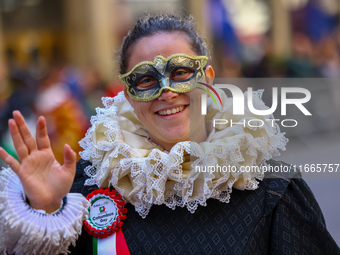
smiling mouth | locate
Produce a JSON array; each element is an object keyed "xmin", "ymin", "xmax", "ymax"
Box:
[{"xmin": 157, "ymin": 105, "xmax": 185, "ymax": 116}]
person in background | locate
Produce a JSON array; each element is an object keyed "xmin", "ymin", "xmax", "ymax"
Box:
[{"xmin": 35, "ymin": 64, "xmax": 88, "ymax": 163}]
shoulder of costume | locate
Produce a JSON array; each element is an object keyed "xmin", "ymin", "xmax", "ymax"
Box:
[
  {"xmin": 260, "ymin": 159, "xmax": 302, "ymax": 216},
  {"xmin": 262, "ymin": 160, "xmax": 325, "ymax": 215}
]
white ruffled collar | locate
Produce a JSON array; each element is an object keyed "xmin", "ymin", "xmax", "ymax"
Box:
[{"xmin": 79, "ymin": 89, "xmax": 288, "ymax": 218}]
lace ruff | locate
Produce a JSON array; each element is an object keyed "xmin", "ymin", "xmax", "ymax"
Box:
[
  {"xmin": 79, "ymin": 89, "xmax": 288, "ymax": 218},
  {"xmin": 0, "ymin": 167, "xmax": 89, "ymax": 254}
]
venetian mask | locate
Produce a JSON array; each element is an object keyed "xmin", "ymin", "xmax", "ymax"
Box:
[{"xmin": 119, "ymin": 53, "xmax": 208, "ymax": 101}]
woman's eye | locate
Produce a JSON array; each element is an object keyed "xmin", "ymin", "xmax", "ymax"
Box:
[
  {"xmin": 136, "ymin": 77, "xmax": 157, "ymax": 89},
  {"xmin": 171, "ymin": 68, "xmax": 194, "ymax": 81}
]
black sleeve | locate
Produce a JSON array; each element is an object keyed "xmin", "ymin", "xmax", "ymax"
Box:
[
  {"xmin": 64, "ymin": 159, "xmax": 97, "ymax": 255},
  {"xmin": 67, "ymin": 227, "xmax": 94, "ymax": 255},
  {"xmin": 270, "ymin": 178, "xmax": 340, "ymax": 255}
]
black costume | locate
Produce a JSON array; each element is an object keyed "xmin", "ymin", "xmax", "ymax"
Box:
[{"xmin": 69, "ymin": 159, "xmax": 340, "ymax": 255}]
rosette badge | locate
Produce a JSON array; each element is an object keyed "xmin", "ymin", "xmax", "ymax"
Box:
[{"xmin": 84, "ymin": 188, "xmax": 127, "ymax": 238}]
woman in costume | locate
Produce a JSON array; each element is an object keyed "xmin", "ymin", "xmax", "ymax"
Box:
[{"xmin": 0, "ymin": 14, "xmax": 339, "ymax": 255}]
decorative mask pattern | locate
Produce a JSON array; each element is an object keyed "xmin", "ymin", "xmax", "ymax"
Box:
[{"xmin": 119, "ymin": 54, "xmax": 208, "ymax": 101}]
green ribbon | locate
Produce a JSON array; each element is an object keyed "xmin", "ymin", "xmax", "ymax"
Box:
[{"xmin": 93, "ymin": 237, "xmax": 98, "ymax": 255}]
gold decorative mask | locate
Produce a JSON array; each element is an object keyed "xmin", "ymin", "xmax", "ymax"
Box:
[{"xmin": 119, "ymin": 53, "xmax": 208, "ymax": 101}]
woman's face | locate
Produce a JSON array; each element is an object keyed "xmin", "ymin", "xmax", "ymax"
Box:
[{"xmin": 124, "ymin": 32, "xmax": 212, "ymax": 150}]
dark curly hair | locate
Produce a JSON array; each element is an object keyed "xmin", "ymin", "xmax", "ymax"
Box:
[{"xmin": 118, "ymin": 14, "xmax": 208, "ymax": 74}]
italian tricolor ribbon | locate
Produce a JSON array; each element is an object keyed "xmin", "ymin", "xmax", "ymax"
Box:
[
  {"xmin": 84, "ymin": 188, "xmax": 130, "ymax": 254},
  {"xmin": 93, "ymin": 228, "xmax": 130, "ymax": 255}
]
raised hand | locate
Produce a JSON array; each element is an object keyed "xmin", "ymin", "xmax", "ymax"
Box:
[{"xmin": 0, "ymin": 111, "xmax": 77, "ymax": 213}]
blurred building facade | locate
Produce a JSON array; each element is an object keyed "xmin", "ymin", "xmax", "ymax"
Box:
[
  {"xmin": 1, "ymin": 0, "xmax": 339, "ymax": 78},
  {"xmin": 0, "ymin": 0, "xmax": 208, "ymax": 81}
]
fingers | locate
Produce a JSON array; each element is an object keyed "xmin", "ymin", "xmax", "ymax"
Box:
[
  {"xmin": 36, "ymin": 116, "xmax": 51, "ymax": 150},
  {"xmin": 9, "ymin": 118, "xmax": 29, "ymax": 161},
  {"xmin": 12, "ymin": 111, "xmax": 37, "ymax": 153},
  {"xmin": 63, "ymin": 144, "xmax": 77, "ymax": 175},
  {"xmin": 0, "ymin": 147, "xmax": 21, "ymax": 173}
]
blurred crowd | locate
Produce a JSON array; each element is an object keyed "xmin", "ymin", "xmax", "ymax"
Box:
[
  {"xmin": 0, "ymin": 60, "xmax": 124, "ymax": 164},
  {"xmin": 211, "ymin": 31, "xmax": 340, "ymax": 78}
]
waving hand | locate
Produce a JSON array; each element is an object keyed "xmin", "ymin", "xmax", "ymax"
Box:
[{"xmin": 0, "ymin": 111, "xmax": 77, "ymax": 213}]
